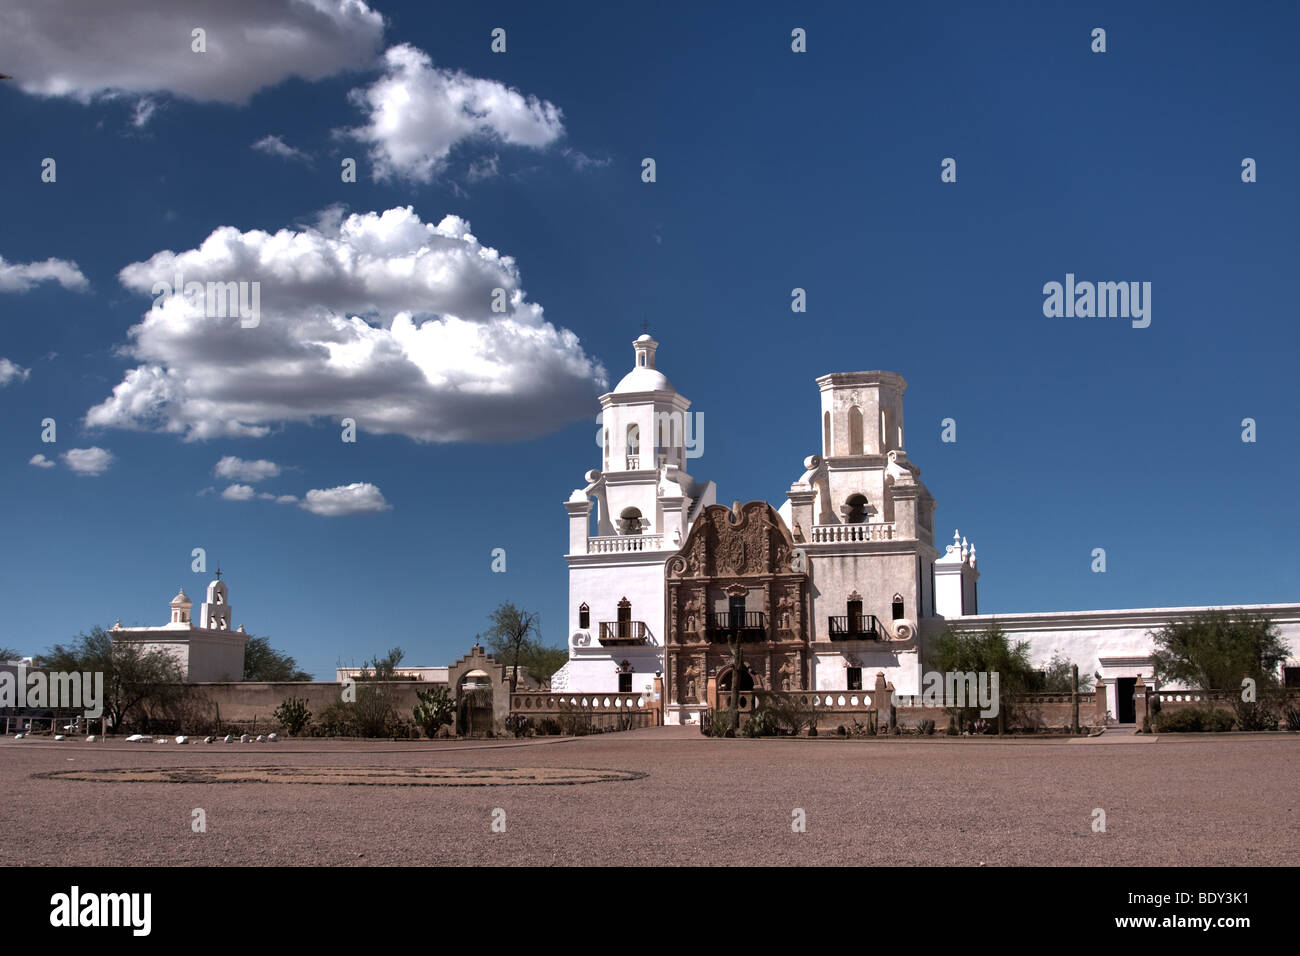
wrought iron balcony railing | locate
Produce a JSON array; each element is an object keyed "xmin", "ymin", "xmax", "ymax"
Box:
[
  {"xmin": 599, "ymin": 620, "xmax": 650, "ymax": 645},
  {"xmin": 706, "ymin": 611, "xmax": 768, "ymax": 642},
  {"xmin": 827, "ymin": 614, "xmax": 884, "ymax": 640}
]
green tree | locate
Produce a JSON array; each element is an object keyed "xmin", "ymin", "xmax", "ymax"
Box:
[
  {"xmin": 242, "ymin": 636, "xmax": 313, "ymax": 681},
  {"xmin": 1038, "ymin": 653, "xmax": 1095, "ymax": 692},
  {"xmin": 0, "ymin": 647, "xmax": 22, "ymax": 661},
  {"xmin": 38, "ymin": 627, "xmax": 185, "ymax": 731},
  {"xmin": 925, "ymin": 622, "xmax": 1037, "ymax": 733},
  {"xmin": 481, "ymin": 604, "xmax": 541, "ymax": 694},
  {"xmin": 1149, "ymin": 610, "xmax": 1287, "ymax": 691},
  {"xmin": 1149, "ymin": 610, "xmax": 1288, "ymax": 729}
]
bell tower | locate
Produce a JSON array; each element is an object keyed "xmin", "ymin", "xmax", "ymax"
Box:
[{"xmin": 200, "ymin": 569, "xmax": 232, "ymax": 631}]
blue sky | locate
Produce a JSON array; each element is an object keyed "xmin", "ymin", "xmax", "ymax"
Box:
[{"xmin": 1, "ymin": 1, "xmax": 1297, "ymax": 677}]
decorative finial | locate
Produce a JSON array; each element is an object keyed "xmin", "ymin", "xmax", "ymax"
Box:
[
  {"xmin": 215, "ymin": 566, "xmax": 223, "ymax": 580},
  {"xmin": 640, "ymin": 319, "xmax": 650, "ymax": 334}
]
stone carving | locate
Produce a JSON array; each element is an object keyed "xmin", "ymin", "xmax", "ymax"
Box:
[
  {"xmin": 776, "ymin": 595, "xmax": 795, "ymax": 631},
  {"xmin": 790, "ymin": 548, "xmax": 806, "ymax": 573},
  {"xmin": 572, "ymin": 631, "xmax": 590, "ymax": 647},
  {"xmin": 683, "ymin": 662, "xmax": 700, "ymax": 702},
  {"xmin": 777, "ymin": 658, "xmax": 795, "ymax": 691}
]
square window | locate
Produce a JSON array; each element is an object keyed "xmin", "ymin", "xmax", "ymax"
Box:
[
  {"xmin": 847, "ymin": 667, "xmax": 862, "ymax": 691},
  {"xmin": 618, "ymin": 673, "xmax": 632, "ymax": 693}
]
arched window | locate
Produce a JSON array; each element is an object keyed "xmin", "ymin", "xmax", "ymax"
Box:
[
  {"xmin": 844, "ymin": 494, "xmax": 868, "ymax": 523},
  {"xmin": 603, "ymin": 428, "xmax": 609, "ymax": 468},
  {"xmin": 618, "ymin": 507, "xmax": 643, "ymax": 535},
  {"xmin": 626, "ymin": 424, "xmax": 639, "ymax": 455},
  {"xmin": 847, "ymin": 594, "xmax": 863, "ymax": 632},
  {"xmin": 848, "ymin": 406, "xmax": 864, "ymax": 455},
  {"xmin": 823, "ymin": 411, "xmax": 831, "ymax": 456},
  {"xmin": 892, "ymin": 593, "xmax": 905, "ymax": 620},
  {"xmin": 578, "ymin": 602, "xmax": 590, "ymax": 629}
]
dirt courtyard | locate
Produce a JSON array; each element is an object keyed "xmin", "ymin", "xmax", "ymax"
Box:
[{"xmin": 2, "ymin": 729, "xmax": 1295, "ymax": 866}]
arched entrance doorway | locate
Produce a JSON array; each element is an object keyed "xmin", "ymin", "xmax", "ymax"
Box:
[
  {"xmin": 456, "ymin": 669, "xmax": 494, "ymax": 736},
  {"xmin": 716, "ymin": 665, "xmax": 757, "ymax": 693}
]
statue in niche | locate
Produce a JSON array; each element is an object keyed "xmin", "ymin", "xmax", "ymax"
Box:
[
  {"xmin": 776, "ymin": 595, "xmax": 795, "ymax": 631},
  {"xmin": 778, "ymin": 658, "xmax": 795, "ymax": 691},
  {"xmin": 683, "ymin": 662, "xmax": 700, "ymax": 702}
]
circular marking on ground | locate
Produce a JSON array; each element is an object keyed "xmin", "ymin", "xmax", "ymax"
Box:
[{"xmin": 32, "ymin": 766, "xmax": 647, "ymax": 787}]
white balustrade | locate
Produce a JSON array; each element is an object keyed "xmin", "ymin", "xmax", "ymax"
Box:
[
  {"xmin": 810, "ymin": 522, "xmax": 897, "ymax": 543},
  {"xmin": 587, "ymin": 534, "xmax": 665, "ymax": 553}
]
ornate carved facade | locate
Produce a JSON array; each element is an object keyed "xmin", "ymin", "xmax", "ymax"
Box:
[{"xmin": 666, "ymin": 501, "xmax": 811, "ymax": 709}]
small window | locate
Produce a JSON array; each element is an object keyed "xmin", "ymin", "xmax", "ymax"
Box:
[
  {"xmin": 847, "ymin": 597, "xmax": 863, "ymax": 632},
  {"xmin": 618, "ymin": 673, "xmax": 633, "ymax": 693},
  {"xmin": 847, "ymin": 667, "xmax": 862, "ymax": 691},
  {"xmin": 892, "ymin": 594, "xmax": 905, "ymax": 620},
  {"xmin": 578, "ymin": 602, "xmax": 590, "ymax": 629}
]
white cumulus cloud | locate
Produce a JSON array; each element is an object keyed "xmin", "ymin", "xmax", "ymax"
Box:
[
  {"xmin": 0, "ymin": 0, "xmax": 385, "ymax": 107},
  {"xmin": 215, "ymin": 456, "xmax": 282, "ymax": 482},
  {"xmin": 0, "ymin": 358, "xmax": 31, "ymax": 386},
  {"xmin": 345, "ymin": 44, "xmax": 564, "ymax": 183},
  {"xmin": 62, "ymin": 447, "xmax": 115, "ymax": 475},
  {"xmin": 86, "ymin": 206, "xmax": 605, "ymax": 443},
  {"xmin": 221, "ymin": 484, "xmax": 256, "ymax": 501},
  {"xmin": 0, "ymin": 255, "xmax": 89, "ymax": 293},
  {"xmin": 29, "ymin": 454, "xmax": 55, "ymax": 469},
  {"xmin": 299, "ymin": 482, "xmax": 390, "ymax": 516}
]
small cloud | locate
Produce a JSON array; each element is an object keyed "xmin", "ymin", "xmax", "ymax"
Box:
[
  {"xmin": 563, "ymin": 147, "xmax": 611, "ymax": 171},
  {"xmin": 214, "ymin": 455, "xmax": 282, "ymax": 482},
  {"xmin": 196, "ymin": 486, "xmax": 216, "ymax": 496},
  {"xmin": 300, "ymin": 482, "xmax": 390, "ymax": 516},
  {"xmin": 28, "ymin": 454, "xmax": 55, "ymax": 469},
  {"xmin": 221, "ymin": 483, "xmax": 255, "ymax": 501},
  {"xmin": 252, "ymin": 134, "xmax": 312, "ymax": 165},
  {"xmin": 62, "ymin": 446, "xmax": 114, "ymax": 475},
  {"xmin": 465, "ymin": 153, "xmax": 499, "ymax": 182},
  {"xmin": 131, "ymin": 97, "xmax": 157, "ymax": 128},
  {"xmin": 0, "ymin": 357, "xmax": 31, "ymax": 386},
  {"xmin": 0, "ymin": 255, "xmax": 89, "ymax": 293},
  {"xmin": 274, "ymin": 494, "xmax": 299, "ymax": 505}
]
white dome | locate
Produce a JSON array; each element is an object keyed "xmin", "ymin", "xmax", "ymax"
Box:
[{"xmin": 613, "ymin": 365, "xmax": 674, "ymax": 393}]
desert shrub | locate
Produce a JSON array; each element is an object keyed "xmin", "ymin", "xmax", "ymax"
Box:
[
  {"xmin": 556, "ymin": 711, "xmax": 593, "ymax": 736},
  {"xmin": 916, "ymin": 718, "xmax": 936, "ymax": 736},
  {"xmin": 1285, "ymin": 707, "xmax": 1300, "ymax": 732},
  {"xmin": 743, "ymin": 706, "xmax": 780, "ymax": 738},
  {"xmin": 1203, "ymin": 709, "xmax": 1236, "ymax": 732},
  {"xmin": 945, "ymin": 717, "xmax": 959, "ymax": 736},
  {"xmin": 836, "ymin": 725, "xmax": 847, "ymax": 737},
  {"xmin": 766, "ymin": 696, "xmax": 812, "ymax": 736},
  {"xmin": 313, "ymin": 701, "xmax": 354, "ymax": 737},
  {"xmin": 273, "ymin": 696, "xmax": 312, "ymax": 736},
  {"xmin": 534, "ymin": 716, "xmax": 561, "ymax": 736},
  {"xmin": 1233, "ymin": 697, "xmax": 1281, "ymax": 731},
  {"xmin": 706, "ymin": 709, "xmax": 736, "ymax": 737},
  {"xmin": 412, "ymin": 686, "xmax": 455, "ymax": 737},
  {"xmin": 1153, "ymin": 708, "xmax": 1205, "ymax": 733}
]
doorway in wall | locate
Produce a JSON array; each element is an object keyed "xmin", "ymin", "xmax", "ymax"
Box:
[{"xmin": 1116, "ymin": 677, "xmax": 1137, "ymax": 723}]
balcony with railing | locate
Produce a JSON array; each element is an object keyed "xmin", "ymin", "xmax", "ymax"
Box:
[
  {"xmin": 810, "ymin": 522, "xmax": 896, "ymax": 543},
  {"xmin": 587, "ymin": 534, "xmax": 664, "ymax": 554},
  {"xmin": 706, "ymin": 611, "xmax": 768, "ymax": 643},
  {"xmin": 599, "ymin": 621, "xmax": 651, "ymax": 646},
  {"xmin": 827, "ymin": 614, "xmax": 884, "ymax": 640}
]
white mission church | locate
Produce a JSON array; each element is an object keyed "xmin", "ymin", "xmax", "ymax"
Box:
[{"xmin": 551, "ymin": 334, "xmax": 1300, "ymax": 726}]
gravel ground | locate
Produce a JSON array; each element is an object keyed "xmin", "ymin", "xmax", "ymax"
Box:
[{"xmin": 2, "ymin": 730, "xmax": 1296, "ymax": 866}]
